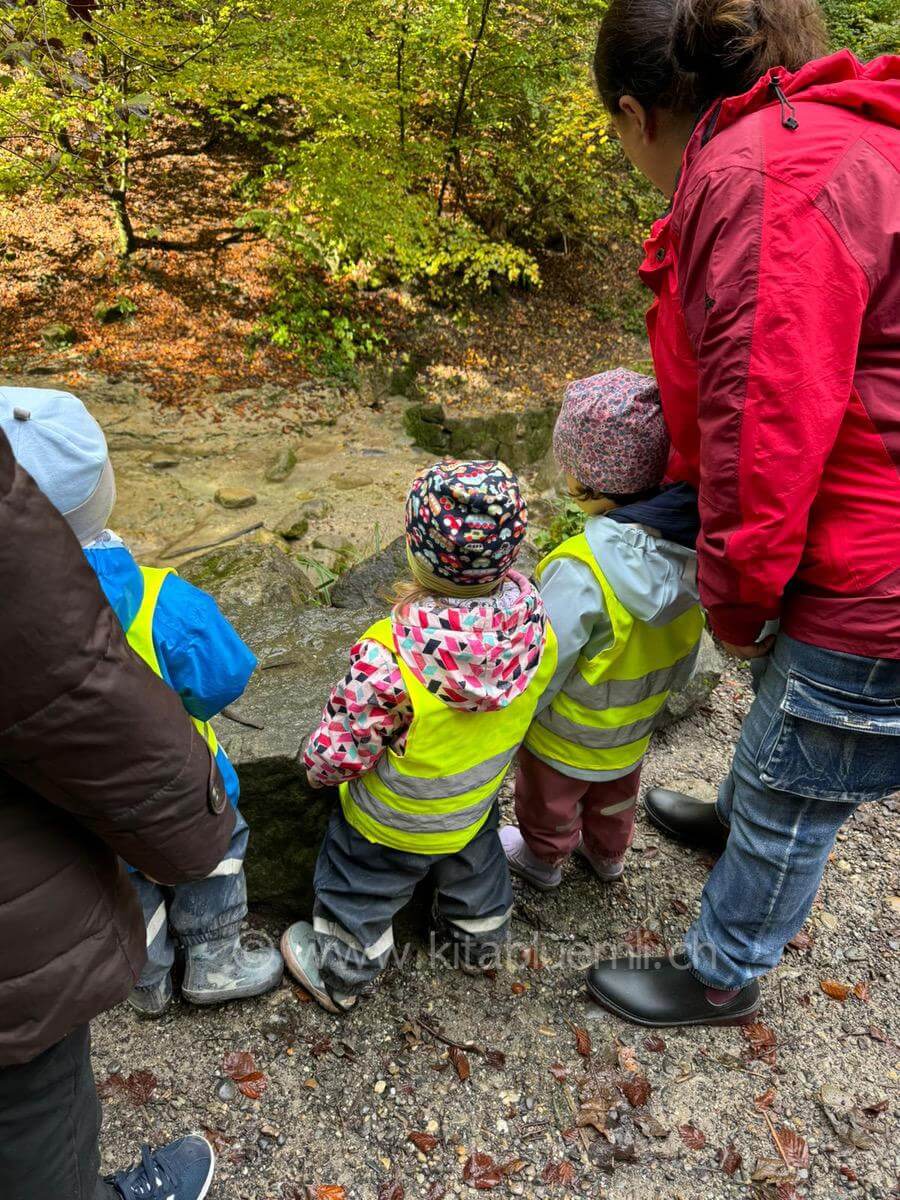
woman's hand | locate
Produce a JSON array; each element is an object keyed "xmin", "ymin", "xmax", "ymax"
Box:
[{"xmin": 720, "ymin": 636, "xmax": 775, "ymax": 660}]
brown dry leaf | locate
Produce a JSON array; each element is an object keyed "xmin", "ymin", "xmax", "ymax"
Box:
[
  {"xmin": 572, "ymin": 1025, "xmax": 592, "ymax": 1057},
  {"xmin": 820, "ymin": 978, "xmax": 851, "ymax": 1002},
  {"xmin": 222, "ymin": 1051, "xmax": 268, "ymax": 1099},
  {"xmin": 484, "ymin": 1048, "xmax": 506, "ymax": 1069},
  {"xmin": 201, "ymin": 1128, "xmax": 233, "ymax": 1155},
  {"xmin": 852, "ymin": 981, "xmax": 871, "ymax": 1002},
  {"xmin": 718, "ymin": 1143, "xmax": 743, "ymax": 1177},
  {"xmin": 678, "ymin": 1123, "xmax": 707, "ymax": 1150},
  {"xmin": 499, "ymin": 1158, "xmax": 527, "ymax": 1177},
  {"xmin": 624, "ymin": 926, "xmax": 663, "ymax": 951},
  {"xmin": 839, "ymin": 1165, "xmax": 858, "ymax": 1182},
  {"xmin": 754, "ymin": 1087, "xmax": 777, "ymax": 1111},
  {"xmin": 861, "ymin": 1098, "xmax": 888, "ymax": 1117},
  {"xmin": 643, "ymin": 1035, "xmax": 666, "ymax": 1053},
  {"xmin": 522, "ymin": 945, "xmax": 544, "ymax": 970},
  {"xmin": 619, "ymin": 1075, "xmax": 652, "ymax": 1109},
  {"xmin": 449, "ymin": 1046, "xmax": 470, "ymax": 1082},
  {"xmin": 511, "ymin": 982, "xmax": 526, "ymax": 996},
  {"xmin": 293, "ymin": 984, "xmax": 314, "ymax": 1003},
  {"xmin": 408, "ymin": 1131, "xmax": 439, "ymax": 1154},
  {"xmin": 560, "ymin": 1126, "xmax": 579, "ymax": 1144},
  {"xmin": 741, "ymin": 1022, "xmax": 777, "ymax": 1065},
  {"xmin": 310, "ymin": 1036, "xmax": 333, "ymax": 1058},
  {"xmin": 463, "ymin": 1151, "xmax": 502, "ymax": 1190},
  {"xmin": 98, "ymin": 1070, "xmax": 158, "ymax": 1106},
  {"xmin": 786, "ymin": 930, "xmax": 814, "ymax": 952},
  {"xmin": 549, "ymin": 1063, "xmax": 568, "ymax": 1082},
  {"xmin": 616, "ymin": 1042, "xmax": 640, "ymax": 1074},
  {"xmin": 377, "ymin": 1181, "xmax": 404, "ymax": 1200},
  {"xmin": 774, "ymin": 1126, "xmax": 809, "ymax": 1171},
  {"xmin": 541, "ymin": 1158, "xmax": 575, "ymax": 1185},
  {"xmin": 424, "ymin": 1185, "xmax": 446, "ymax": 1200},
  {"xmin": 577, "ymin": 1096, "xmax": 610, "ymax": 1135},
  {"xmin": 315, "ymin": 1188, "xmax": 347, "ymax": 1200},
  {"xmin": 671, "ymin": 898, "xmax": 689, "ymax": 915}
]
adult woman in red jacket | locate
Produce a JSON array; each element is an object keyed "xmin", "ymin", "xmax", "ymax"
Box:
[{"xmin": 586, "ymin": 0, "xmax": 900, "ymax": 1026}]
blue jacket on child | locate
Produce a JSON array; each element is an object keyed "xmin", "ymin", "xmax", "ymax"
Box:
[{"xmin": 83, "ymin": 531, "xmax": 256, "ymax": 809}]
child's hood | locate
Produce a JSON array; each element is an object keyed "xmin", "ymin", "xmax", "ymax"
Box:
[
  {"xmin": 390, "ymin": 569, "xmax": 547, "ymax": 712},
  {"xmin": 585, "ymin": 517, "xmax": 699, "ymax": 627}
]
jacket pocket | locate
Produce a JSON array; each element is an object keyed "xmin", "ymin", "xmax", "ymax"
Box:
[{"xmin": 758, "ymin": 671, "xmax": 900, "ymax": 803}]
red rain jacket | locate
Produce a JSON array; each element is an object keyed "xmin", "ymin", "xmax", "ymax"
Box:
[{"xmin": 643, "ymin": 52, "xmax": 900, "ymax": 658}]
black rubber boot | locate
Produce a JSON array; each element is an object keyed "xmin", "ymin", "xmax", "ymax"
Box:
[
  {"xmin": 644, "ymin": 788, "xmax": 730, "ymax": 852},
  {"xmin": 586, "ymin": 952, "xmax": 760, "ymax": 1028}
]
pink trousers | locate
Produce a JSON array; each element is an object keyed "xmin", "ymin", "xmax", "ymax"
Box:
[{"xmin": 514, "ymin": 746, "xmax": 642, "ymax": 866}]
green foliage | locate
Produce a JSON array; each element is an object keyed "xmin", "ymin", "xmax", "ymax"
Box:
[
  {"xmin": 821, "ymin": 0, "xmax": 899, "ymax": 57},
  {"xmin": 533, "ymin": 498, "xmax": 586, "ymax": 553}
]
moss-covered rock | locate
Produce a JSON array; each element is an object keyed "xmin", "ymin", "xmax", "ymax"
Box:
[
  {"xmin": 403, "ymin": 402, "xmax": 556, "ymax": 469},
  {"xmin": 40, "ymin": 322, "xmax": 77, "ymax": 349}
]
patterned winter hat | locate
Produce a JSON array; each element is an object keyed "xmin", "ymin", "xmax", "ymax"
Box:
[
  {"xmin": 405, "ymin": 459, "xmax": 527, "ymax": 596},
  {"xmin": 553, "ymin": 369, "xmax": 670, "ymax": 496}
]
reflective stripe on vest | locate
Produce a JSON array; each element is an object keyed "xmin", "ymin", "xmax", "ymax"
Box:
[
  {"xmin": 341, "ymin": 615, "xmax": 558, "ymax": 855},
  {"xmin": 125, "ymin": 565, "xmax": 220, "ymax": 758},
  {"xmin": 524, "ymin": 533, "xmax": 704, "ymax": 774}
]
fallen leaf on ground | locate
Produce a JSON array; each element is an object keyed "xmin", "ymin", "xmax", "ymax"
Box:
[
  {"xmin": 861, "ymin": 1098, "xmax": 888, "ymax": 1117},
  {"xmin": 549, "ymin": 1063, "xmax": 568, "ymax": 1082},
  {"xmin": 499, "ymin": 1158, "xmax": 526, "ymax": 1177},
  {"xmin": 484, "ymin": 1048, "xmax": 506, "ymax": 1069},
  {"xmin": 820, "ymin": 978, "xmax": 851, "ymax": 1002},
  {"xmin": 408, "ymin": 1131, "xmax": 439, "ymax": 1153},
  {"xmin": 773, "ymin": 1125, "xmax": 809, "ymax": 1171},
  {"xmin": 619, "ymin": 1075, "xmax": 651, "ymax": 1108},
  {"xmin": 754, "ymin": 1087, "xmax": 777, "ymax": 1110},
  {"xmin": 463, "ymin": 1152, "xmax": 502, "ymax": 1190},
  {"xmin": 671, "ymin": 898, "xmax": 689, "ymax": 915},
  {"xmin": 839, "ymin": 1165, "xmax": 858, "ymax": 1182},
  {"xmin": 718, "ymin": 1143, "xmax": 742, "ymax": 1176},
  {"xmin": 678, "ymin": 1123, "xmax": 707, "ymax": 1150},
  {"xmin": 542, "ymin": 1158, "xmax": 575, "ymax": 1184},
  {"xmin": 643, "ymin": 1035, "xmax": 666, "ymax": 1053},
  {"xmin": 201, "ymin": 1128, "xmax": 233, "ymax": 1155},
  {"xmin": 616, "ymin": 1042, "xmax": 640, "ymax": 1074},
  {"xmin": 741, "ymin": 1022, "xmax": 777, "ymax": 1065},
  {"xmin": 522, "ymin": 945, "xmax": 544, "ymax": 970},
  {"xmin": 852, "ymin": 981, "xmax": 870, "ymax": 1002},
  {"xmin": 511, "ymin": 982, "xmax": 526, "ymax": 995},
  {"xmin": 424, "ymin": 1185, "xmax": 446, "ymax": 1200},
  {"xmin": 572, "ymin": 1025, "xmax": 592, "ymax": 1057},
  {"xmin": 449, "ymin": 1046, "xmax": 470, "ymax": 1082},
  {"xmin": 624, "ymin": 926, "xmax": 663, "ymax": 951},
  {"xmin": 377, "ymin": 1181, "xmax": 404, "ymax": 1200},
  {"xmin": 98, "ymin": 1070, "xmax": 157, "ymax": 1106},
  {"xmin": 310, "ymin": 1037, "xmax": 332, "ymax": 1058},
  {"xmin": 577, "ymin": 1096, "xmax": 611, "ymax": 1134},
  {"xmin": 293, "ymin": 984, "xmax": 313, "ymax": 1002},
  {"xmin": 786, "ymin": 930, "xmax": 813, "ymax": 952},
  {"xmin": 315, "ymin": 1188, "xmax": 347, "ymax": 1200}
]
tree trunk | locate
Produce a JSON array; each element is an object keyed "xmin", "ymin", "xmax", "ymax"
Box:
[
  {"xmin": 437, "ymin": 0, "xmax": 492, "ymax": 217},
  {"xmin": 108, "ymin": 187, "xmax": 137, "ymax": 256}
]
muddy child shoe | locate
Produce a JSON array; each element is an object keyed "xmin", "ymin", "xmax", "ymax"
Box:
[
  {"xmin": 281, "ymin": 920, "xmax": 358, "ymax": 1015},
  {"xmin": 182, "ymin": 934, "xmax": 283, "ymax": 1006},
  {"xmin": 574, "ymin": 839, "xmax": 625, "ymax": 881},
  {"xmin": 127, "ymin": 972, "xmax": 173, "ymax": 1018},
  {"xmin": 107, "ymin": 1135, "xmax": 215, "ymax": 1200},
  {"xmin": 499, "ymin": 826, "xmax": 562, "ymax": 891}
]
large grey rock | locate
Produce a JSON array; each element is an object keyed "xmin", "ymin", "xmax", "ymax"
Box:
[
  {"xmin": 331, "ymin": 535, "xmax": 408, "ymax": 609},
  {"xmin": 658, "ymin": 630, "xmax": 725, "ymax": 728}
]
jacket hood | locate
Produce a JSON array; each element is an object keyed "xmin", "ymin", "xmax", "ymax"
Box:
[
  {"xmin": 585, "ymin": 518, "xmax": 699, "ymax": 628},
  {"xmin": 391, "ymin": 569, "xmax": 547, "ymax": 712},
  {"xmin": 695, "ymin": 52, "xmax": 899, "ymax": 155}
]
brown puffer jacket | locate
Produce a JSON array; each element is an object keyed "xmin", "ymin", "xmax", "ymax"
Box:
[{"xmin": 0, "ymin": 430, "xmax": 235, "ymax": 1066}]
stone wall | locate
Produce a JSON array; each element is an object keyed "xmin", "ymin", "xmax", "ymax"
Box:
[{"xmin": 404, "ymin": 401, "xmax": 556, "ymax": 470}]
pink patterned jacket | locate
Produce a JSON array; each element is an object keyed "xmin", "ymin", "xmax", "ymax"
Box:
[{"xmin": 304, "ymin": 571, "xmax": 546, "ymax": 787}]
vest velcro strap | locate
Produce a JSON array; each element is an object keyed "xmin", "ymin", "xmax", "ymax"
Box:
[
  {"xmin": 375, "ymin": 745, "xmax": 517, "ymax": 800},
  {"xmin": 348, "ymin": 778, "xmax": 498, "ymax": 834},
  {"xmin": 537, "ymin": 706, "xmax": 660, "ymax": 749},
  {"xmin": 565, "ymin": 646, "xmax": 699, "ymax": 711}
]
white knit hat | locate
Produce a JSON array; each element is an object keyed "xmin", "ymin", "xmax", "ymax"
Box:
[{"xmin": 0, "ymin": 386, "xmax": 116, "ymax": 544}]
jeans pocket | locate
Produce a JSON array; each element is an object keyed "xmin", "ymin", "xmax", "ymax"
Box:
[{"xmin": 758, "ymin": 670, "xmax": 900, "ymax": 802}]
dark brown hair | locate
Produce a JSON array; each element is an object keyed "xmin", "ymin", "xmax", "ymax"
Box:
[{"xmin": 593, "ymin": 0, "xmax": 828, "ymax": 115}]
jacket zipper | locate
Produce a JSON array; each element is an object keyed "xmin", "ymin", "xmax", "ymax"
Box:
[{"xmin": 769, "ymin": 76, "xmax": 799, "ymax": 130}]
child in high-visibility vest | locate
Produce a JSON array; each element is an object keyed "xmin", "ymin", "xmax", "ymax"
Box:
[
  {"xmin": 501, "ymin": 370, "xmax": 704, "ymax": 889},
  {"xmin": 282, "ymin": 460, "xmax": 557, "ymax": 1013},
  {"xmin": 0, "ymin": 387, "xmax": 283, "ymax": 1015}
]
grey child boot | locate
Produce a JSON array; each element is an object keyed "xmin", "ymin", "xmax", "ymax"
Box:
[
  {"xmin": 182, "ymin": 933, "xmax": 283, "ymax": 1005},
  {"xmin": 127, "ymin": 972, "xmax": 174, "ymax": 1018}
]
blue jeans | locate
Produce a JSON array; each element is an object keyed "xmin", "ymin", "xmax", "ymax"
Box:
[{"xmin": 686, "ymin": 634, "xmax": 900, "ymax": 990}]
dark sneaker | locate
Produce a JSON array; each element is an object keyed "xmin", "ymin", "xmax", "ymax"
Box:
[
  {"xmin": 127, "ymin": 973, "xmax": 173, "ymax": 1019},
  {"xmin": 586, "ymin": 951, "xmax": 760, "ymax": 1028},
  {"xmin": 281, "ymin": 920, "xmax": 357, "ymax": 1014},
  {"xmin": 644, "ymin": 788, "xmax": 730, "ymax": 852},
  {"xmin": 108, "ymin": 1135, "xmax": 215, "ymax": 1200},
  {"xmin": 182, "ymin": 935, "xmax": 283, "ymax": 1006}
]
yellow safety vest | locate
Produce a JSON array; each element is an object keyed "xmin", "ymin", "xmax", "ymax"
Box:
[
  {"xmin": 524, "ymin": 533, "xmax": 704, "ymax": 775},
  {"xmin": 125, "ymin": 565, "xmax": 221, "ymax": 759},
  {"xmin": 341, "ymin": 616, "xmax": 558, "ymax": 855}
]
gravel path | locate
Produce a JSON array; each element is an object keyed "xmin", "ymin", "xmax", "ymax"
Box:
[{"xmin": 92, "ymin": 665, "xmax": 899, "ymax": 1199}]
